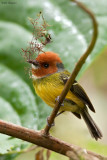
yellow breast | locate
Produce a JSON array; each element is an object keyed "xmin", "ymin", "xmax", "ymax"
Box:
[
  {"xmin": 33, "ymin": 76, "xmax": 62, "ymax": 107},
  {"xmin": 33, "ymin": 72, "xmax": 84, "ymax": 112}
]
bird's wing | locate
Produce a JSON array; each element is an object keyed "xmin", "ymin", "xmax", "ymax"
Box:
[
  {"xmin": 70, "ymin": 80, "xmax": 95, "ymax": 112},
  {"xmin": 60, "ymin": 72, "xmax": 95, "ymax": 113}
]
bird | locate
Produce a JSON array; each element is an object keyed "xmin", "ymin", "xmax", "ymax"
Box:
[{"xmin": 28, "ymin": 51, "xmax": 102, "ymax": 140}]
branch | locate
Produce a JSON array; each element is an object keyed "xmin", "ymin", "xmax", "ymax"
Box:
[
  {"xmin": 0, "ymin": 120, "xmax": 106, "ymax": 160},
  {"xmin": 43, "ymin": 0, "xmax": 98, "ymax": 135}
]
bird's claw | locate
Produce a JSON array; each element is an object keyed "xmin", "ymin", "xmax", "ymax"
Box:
[
  {"xmin": 55, "ymin": 96, "xmax": 64, "ymax": 106},
  {"xmin": 47, "ymin": 116, "xmax": 55, "ymax": 127}
]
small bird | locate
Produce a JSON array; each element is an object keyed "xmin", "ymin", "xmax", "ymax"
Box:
[{"xmin": 28, "ymin": 51, "xmax": 102, "ymax": 140}]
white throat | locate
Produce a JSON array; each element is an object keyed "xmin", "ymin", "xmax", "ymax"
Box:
[
  {"xmin": 32, "ymin": 64, "xmax": 40, "ymax": 80},
  {"xmin": 32, "ymin": 73, "xmax": 49, "ymax": 80},
  {"xmin": 32, "ymin": 64, "xmax": 39, "ymax": 69}
]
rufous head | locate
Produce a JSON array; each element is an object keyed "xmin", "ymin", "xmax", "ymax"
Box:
[{"xmin": 28, "ymin": 51, "xmax": 64, "ymax": 79}]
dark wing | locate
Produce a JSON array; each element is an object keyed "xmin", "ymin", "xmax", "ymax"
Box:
[
  {"xmin": 61, "ymin": 75, "xmax": 95, "ymax": 113},
  {"xmin": 70, "ymin": 80, "xmax": 95, "ymax": 112},
  {"xmin": 72, "ymin": 112, "xmax": 81, "ymax": 119}
]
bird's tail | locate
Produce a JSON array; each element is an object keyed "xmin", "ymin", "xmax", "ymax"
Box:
[{"xmin": 81, "ymin": 108, "xmax": 102, "ymax": 140}]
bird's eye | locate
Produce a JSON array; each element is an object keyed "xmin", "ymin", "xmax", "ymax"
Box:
[{"xmin": 43, "ymin": 63, "xmax": 49, "ymax": 68}]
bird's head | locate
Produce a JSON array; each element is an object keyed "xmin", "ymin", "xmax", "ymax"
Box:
[{"xmin": 27, "ymin": 51, "xmax": 64, "ymax": 79}]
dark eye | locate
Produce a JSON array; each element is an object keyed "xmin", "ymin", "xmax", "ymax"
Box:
[{"xmin": 43, "ymin": 63, "xmax": 49, "ymax": 68}]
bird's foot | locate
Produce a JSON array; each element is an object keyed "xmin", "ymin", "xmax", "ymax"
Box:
[
  {"xmin": 47, "ymin": 116, "xmax": 55, "ymax": 127},
  {"xmin": 55, "ymin": 96, "xmax": 64, "ymax": 106}
]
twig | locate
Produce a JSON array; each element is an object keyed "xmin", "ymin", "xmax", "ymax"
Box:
[
  {"xmin": 0, "ymin": 120, "xmax": 106, "ymax": 160},
  {"xmin": 43, "ymin": 0, "xmax": 98, "ymax": 135}
]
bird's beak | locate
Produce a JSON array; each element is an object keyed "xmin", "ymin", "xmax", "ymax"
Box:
[{"xmin": 27, "ymin": 60, "xmax": 39, "ymax": 67}]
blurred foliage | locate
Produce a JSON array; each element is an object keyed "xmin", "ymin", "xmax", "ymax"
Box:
[{"xmin": 0, "ymin": 0, "xmax": 107, "ymax": 159}]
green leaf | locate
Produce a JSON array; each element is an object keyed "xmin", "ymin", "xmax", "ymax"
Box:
[
  {"xmin": 0, "ymin": 21, "xmax": 32, "ymax": 81},
  {"xmin": 0, "ymin": 97, "xmax": 21, "ymax": 125},
  {"xmin": 0, "ymin": 0, "xmax": 107, "ymax": 157},
  {"xmin": 0, "ymin": 64, "xmax": 38, "ymax": 154}
]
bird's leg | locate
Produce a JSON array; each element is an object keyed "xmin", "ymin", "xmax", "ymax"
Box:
[
  {"xmin": 47, "ymin": 111, "xmax": 65, "ymax": 127},
  {"xmin": 55, "ymin": 96, "xmax": 64, "ymax": 106},
  {"xmin": 46, "ymin": 96, "xmax": 65, "ymax": 128},
  {"xmin": 46, "ymin": 116, "xmax": 55, "ymax": 127},
  {"xmin": 56, "ymin": 111, "xmax": 65, "ymax": 117}
]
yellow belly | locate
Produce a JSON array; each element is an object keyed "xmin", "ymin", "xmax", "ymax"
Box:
[{"xmin": 33, "ymin": 73, "xmax": 84, "ymax": 112}]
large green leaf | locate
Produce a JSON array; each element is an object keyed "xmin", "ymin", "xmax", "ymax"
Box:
[
  {"xmin": 0, "ymin": 64, "xmax": 38, "ymax": 154},
  {"xmin": 0, "ymin": 0, "xmax": 107, "ymax": 158}
]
